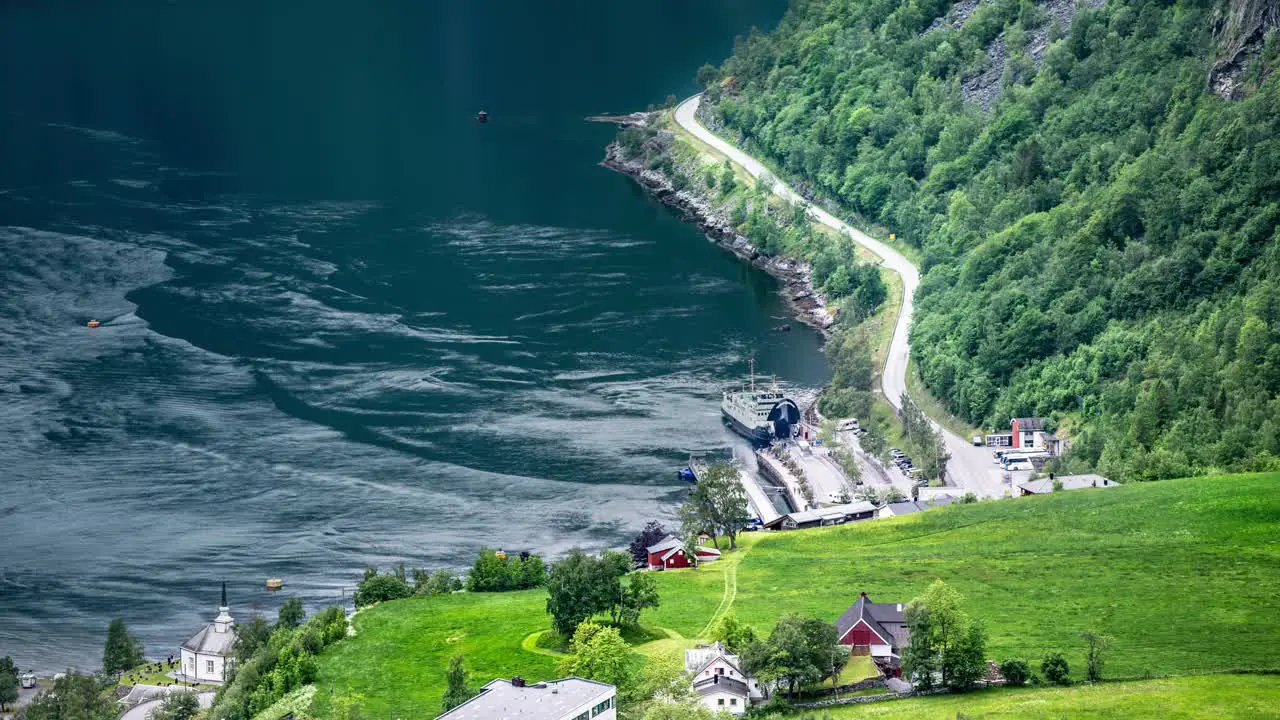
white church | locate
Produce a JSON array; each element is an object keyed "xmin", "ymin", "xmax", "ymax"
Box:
[{"xmin": 180, "ymin": 584, "xmax": 235, "ymax": 683}]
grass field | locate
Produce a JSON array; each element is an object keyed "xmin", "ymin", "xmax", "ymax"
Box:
[
  {"xmin": 801, "ymin": 674, "xmax": 1280, "ymax": 719},
  {"xmin": 313, "ymin": 474, "xmax": 1280, "ymax": 717}
]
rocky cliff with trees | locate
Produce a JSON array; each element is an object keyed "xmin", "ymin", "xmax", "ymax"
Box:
[{"xmin": 696, "ymin": 0, "xmax": 1280, "ymax": 481}]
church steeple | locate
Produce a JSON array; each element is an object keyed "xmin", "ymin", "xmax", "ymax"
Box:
[{"xmin": 214, "ymin": 581, "xmax": 233, "ymax": 633}]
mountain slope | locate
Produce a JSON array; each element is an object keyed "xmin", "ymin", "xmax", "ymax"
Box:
[{"xmin": 698, "ymin": 0, "xmax": 1280, "ymax": 481}]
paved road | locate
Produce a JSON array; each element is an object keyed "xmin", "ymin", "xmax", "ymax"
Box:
[{"xmin": 674, "ymin": 96, "xmax": 1007, "ymax": 498}]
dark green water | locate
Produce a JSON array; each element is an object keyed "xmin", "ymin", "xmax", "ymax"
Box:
[{"xmin": 0, "ymin": 0, "xmax": 817, "ymax": 670}]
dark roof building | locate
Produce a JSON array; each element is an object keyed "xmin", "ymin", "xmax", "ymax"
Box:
[{"xmin": 834, "ymin": 592, "xmax": 910, "ymax": 677}]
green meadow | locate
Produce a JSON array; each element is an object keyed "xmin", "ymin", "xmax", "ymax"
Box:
[
  {"xmin": 314, "ymin": 473, "xmax": 1280, "ymax": 717},
  {"xmin": 807, "ymin": 674, "xmax": 1280, "ymax": 720}
]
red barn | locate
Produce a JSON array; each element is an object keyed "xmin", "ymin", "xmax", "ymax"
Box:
[
  {"xmin": 646, "ymin": 535, "xmax": 719, "ymax": 570},
  {"xmin": 834, "ymin": 592, "xmax": 910, "ymax": 677}
]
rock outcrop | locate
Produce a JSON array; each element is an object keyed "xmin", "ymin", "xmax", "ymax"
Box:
[
  {"xmin": 1209, "ymin": 0, "xmax": 1279, "ymax": 99},
  {"xmin": 599, "ymin": 130, "xmax": 834, "ymax": 335}
]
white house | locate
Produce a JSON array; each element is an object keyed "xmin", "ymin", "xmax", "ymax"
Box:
[
  {"xmin": 180, "ymin": 584, "xmax": 235, "ymax": 684},
  {"xmin": 435, "ymin": 676, "xmax": 615, "ymax": 720},
  {"xmin": 684, "ymin": 643, "xmax": 766, "ymax": 716}
]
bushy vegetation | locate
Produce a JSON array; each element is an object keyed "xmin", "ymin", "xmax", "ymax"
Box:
[
  {"xmin": 701, "ymin": 0, "xmax": 1280, "ymax": 482},
  {"xmin": 19, "ymin": 673, "xmax": 116, "ymax": 720},
  {"xmin": 468, "ymin": 548, "xmax": 546, "ymax": 593},
  {"xmin": 208, "ymin": 607, "xmax": 347, "ymax": 720},
  {"xmin": 353, "ymin": 551, "xmax": 532, "ymax": 608},
  {"xmin": 545, "ymin": 549, "xmax": 660, "ymax": 638}
]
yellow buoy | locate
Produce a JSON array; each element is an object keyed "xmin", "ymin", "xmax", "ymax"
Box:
[{"xmin": 266, "ymin": 578, "xmax": 284, "ymax": 591}]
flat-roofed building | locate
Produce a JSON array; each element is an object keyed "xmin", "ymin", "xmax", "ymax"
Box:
[{"xmin": 435, "ymin": 676, "xmax": 616, "ymax": 720}]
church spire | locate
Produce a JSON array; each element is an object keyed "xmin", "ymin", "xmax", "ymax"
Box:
[{"xmin": 214, "ymin": 581, "xmax": 233, "ymax": 633}]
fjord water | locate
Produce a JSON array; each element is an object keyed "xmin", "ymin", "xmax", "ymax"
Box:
[{"xmin": 0, "ymin": 1, "xmax": 817, "ymax": 670}]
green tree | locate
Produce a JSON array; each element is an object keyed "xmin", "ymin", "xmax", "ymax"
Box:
[
  {"xmin": 695, "ymin": 63, "xmax": 721, "ymax": 88},
  {"xmin": 151, "ymin": 691, "xmax": 200, "ymax": 720},
  {"xmin": 742, "ymin": 614, "xmax": 845, "ymax": 698},
  {"xmin": 1080, "ymin": 629, "xmax": 1113, "ymax": 682},
  {"xmin": 441, "ymin": 655, "xmax": 472, "ymax": 712},
  {"xmin": 231, "ymin": 616, "xmax": 273, "ymax": 663},
  {"xmin": 1041, "ymin": 653, "xmax": 1071, "ymax": 685},
  {"xmin": 102, "ymin": 619, "xmax": 143, "ymax": 677},
  {"xmin": 22, "ymin": 673, "xmax": 116, "ymax": 720},
  {"xmin": 413, "ymin": 568, "xmax": 463, "ymax": 596},
  {"xmin": 618, "ymin": 572, "xmax": 660, "ymax": 628},
  {"xmin": 999, "ymin": 658, "xmax": 1030, "ymax": 686},
  {"xmin": 558, "ymin": 622, "xmax": 639, "ymax": 702},
  {"xmin": 277, "ymin": 598, "xmax": 304, "ymax": 629},
  {"xmin": 679, "ymin": 462, "xmax": 751, "ymax": 549},
  {"xmin": 902, "ymin": 580, "xmax": 985, "ymax": 690},
  {"xmin": 353, "ymin": 571, "xmax": 411, "ymax": 608},
  {"xmin": 709, "ymin": 611, "xmax": 758, "ymax": 654},
  {"xmin": 545, "ymin": 550, "xmax": 617, "ymax": 638},
  {"xmin": 0, "ymin": 656, "xmax": 18, "ymax": 711},
  {"xmin": 330, "ymin": 690, "xmax": 364, "ymax": 720},
  {"xmin": 718, "ymin": 161, "xmax": 736, "ymax": 196}
]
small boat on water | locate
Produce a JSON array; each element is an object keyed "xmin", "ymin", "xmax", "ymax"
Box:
[
  {"xmin": 720, "ymin": 359, "xmax": 801, "ymax": 446},
  {"xmin": 266, "ymin": 578, "xmax": 284, "ymax": 591},
  {"xmin": 476, "ymin": 110, "xmax": 488, "ymax": 124}
]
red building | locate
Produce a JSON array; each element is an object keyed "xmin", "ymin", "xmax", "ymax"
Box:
[
  {"xmin": 646, "ymin": 535, "xmax": 720, "ymax": 570},
  {"xmin": 834, "ymin": 592, "xmax": 910, "ymax": 677},
  {"xmin": 1010, "ymin": 417, "xmax": 1045, "ymax": 449}
]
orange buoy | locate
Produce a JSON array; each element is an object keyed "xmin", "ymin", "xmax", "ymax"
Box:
[{"xmin": 87, "ymin": 320, "xmax": 101, "ymax": 328}]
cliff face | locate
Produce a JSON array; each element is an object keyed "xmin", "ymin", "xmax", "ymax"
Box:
[{"xmin": 1209, "ymin": 0, "xmax": 1280, "ymax": 98}]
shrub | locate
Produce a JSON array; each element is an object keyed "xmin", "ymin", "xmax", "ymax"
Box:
[
  {"xmin": 1041, "ymin": 653, "xmax": 1071, "ymax": 686},
  {"xmin": 999, "ymin": 658, "xmax": 1030, "ymax": 686},
  {"xmin": 469, "ymin": 548, "xmax": 546, "ymax": 592},
  {"xmin": 353, "ymin": 570, "xmax": 412, "ymax": 608}
]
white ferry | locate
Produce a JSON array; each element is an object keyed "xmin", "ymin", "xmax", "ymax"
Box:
[{"xmin": 721, "ymin": 360, "xmax": 801, "ymax": 446}]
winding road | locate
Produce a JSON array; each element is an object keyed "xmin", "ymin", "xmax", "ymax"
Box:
[{"xmin": 674, "ymin": 95, "xmax": 1007, "ymax": 498}]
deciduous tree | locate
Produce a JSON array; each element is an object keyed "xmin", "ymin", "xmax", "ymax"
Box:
[
  {"xmin": 151, "ymin": 691, "xmax": 199, "ymax": 720},
  {"xmin": 902, "ymin": 580, "xmax": 986, "ymax": 691},
  {"xmin": 22, "ymin": 673, "xmax": 115, "ymax": 720},
  {"xmin": 558, "ymin": 623, "xmax": 639, "ymax": 702},
  {"xmin": 679, "ymin": 462, "xmax": 751, "ymax": 549},
  {"xmin": 629, "ymin": 521, "xmax": 668, "ymax": 567},
  {"xmin": 1080, "ymin": 629, "xmax": 1112, "ymax": 682}
]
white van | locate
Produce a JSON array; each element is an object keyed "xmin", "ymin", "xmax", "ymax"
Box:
[{"xmin": 1003, "ymin": 458, "xmax": 1034, "ymax": 471}]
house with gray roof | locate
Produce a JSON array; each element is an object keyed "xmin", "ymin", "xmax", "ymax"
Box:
[
  {"xmin": 834, "ymin": 592, "xmax": 909, "ymax": 677},
  {"xmin": 435, "ymin": 676, "xmax": 615, "ymax": 720},
  {"xmin": 761, "ymin": 500, "xmax": 879, "ymax": 531},
  {"xmin": 684, "ymin": 642, "xmax": 766, "ymax": 716}
]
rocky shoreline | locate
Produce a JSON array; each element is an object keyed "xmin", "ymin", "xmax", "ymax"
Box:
[{"xmin": 595, "ymin": 115, "xmax": 834, "ymax": 337}]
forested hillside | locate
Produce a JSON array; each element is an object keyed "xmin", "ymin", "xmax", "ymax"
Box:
[{"xmin": 698, "ymin": 0, "xmax": 1280, "ymax": 481}]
